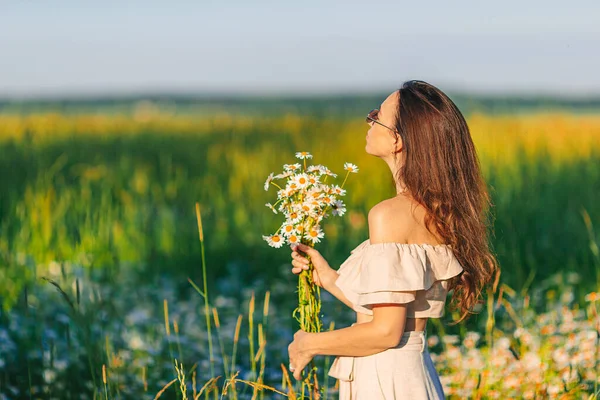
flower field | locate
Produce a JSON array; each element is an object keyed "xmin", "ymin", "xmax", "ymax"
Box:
[{"xmin": 0, "ymin": 106, "xmax": 598, "ymax": 398}]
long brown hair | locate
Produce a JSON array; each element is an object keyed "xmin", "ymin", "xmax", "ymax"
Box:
[{"xmin": 392, "ymin": 80, "xmax": 500, "ymax": 324}]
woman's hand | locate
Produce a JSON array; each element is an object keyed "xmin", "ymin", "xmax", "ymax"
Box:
[
  {"xmin": 290, "ymin": 243, "xmax": 336, "ymax": 289},
  {"xmin": 288, "ymin": 329, "xmax": 315, "ymax": 380}
]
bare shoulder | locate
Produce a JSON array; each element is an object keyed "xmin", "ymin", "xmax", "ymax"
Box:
[
  {"xmin": 368, "ymin": 195, "xmax": 440, "ymax": 244},
  {"xmin": 367, "ymin": 196, "xmax": 413, "ymax": 243}
]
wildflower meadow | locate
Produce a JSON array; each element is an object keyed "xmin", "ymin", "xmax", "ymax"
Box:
[{"xmin": 0, "ymin": 99, "xmax": 598, "ymax": 399}]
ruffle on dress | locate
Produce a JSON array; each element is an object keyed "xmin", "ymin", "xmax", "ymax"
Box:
[{"xmin": 334, "ymin": 239, "xmax": 464, "ymax": 317}]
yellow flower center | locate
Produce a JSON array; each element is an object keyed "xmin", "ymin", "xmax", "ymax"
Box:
[{"xmin": 273, "ymin": 235, "xmax": 281, "ymax": 242}]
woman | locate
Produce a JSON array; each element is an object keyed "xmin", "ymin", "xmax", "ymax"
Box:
[{"xmin": 287, "ymin": 80, "xmax": 499, "ymax": 399}]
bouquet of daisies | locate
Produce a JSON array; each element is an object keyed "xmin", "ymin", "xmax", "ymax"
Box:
[{"xmin": 263, "ymin": 151, "xmax": 358, "ymax": 334}]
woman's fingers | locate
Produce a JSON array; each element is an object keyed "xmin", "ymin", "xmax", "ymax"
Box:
[
  {"xmin": 291, "ymin": 250, "xmax": 307, "ymax": 261},
  {"xmin": 293, "ymin": 243, "xmax": 313, "ymax": 254},
  {"xmin": 291, "ymin": 245, "xmax": 317, "ymax": 279},
  {"xmin": 291, "ymin": 251, "xmax": 309, "ymax": 265},
  {"xmin": 291, "ymin": 260, "xmax": 309, "ymax": 271}
]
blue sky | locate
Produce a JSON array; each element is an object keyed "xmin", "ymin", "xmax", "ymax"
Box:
[{"xmin": 1, "ymin": 0, "xmax": 599, "ymax": 97}]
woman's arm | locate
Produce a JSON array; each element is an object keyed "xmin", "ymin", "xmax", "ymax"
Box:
[
  {"xmin": 305, "ymin": 303, "xmax": 407, "ymax": 357},
  {"xmin": 288, "ymin": 303, "xmax": 407, "ymax": 379}
]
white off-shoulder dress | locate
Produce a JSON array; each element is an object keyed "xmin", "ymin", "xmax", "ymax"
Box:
[{"xmin": 328, "ymin": 239, "xmax": 464, "ymax": 400}]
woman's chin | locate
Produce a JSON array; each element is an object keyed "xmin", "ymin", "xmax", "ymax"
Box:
[{"xmin": 364, "ymin": 145, "xmax": 383, "ymax": 158}]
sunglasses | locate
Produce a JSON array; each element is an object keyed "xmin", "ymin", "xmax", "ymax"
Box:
[{"xmin": 366, "ymin": 109, "xmax": 398, "ymax": 133}]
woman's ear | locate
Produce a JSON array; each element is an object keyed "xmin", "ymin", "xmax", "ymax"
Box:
[{"xmin": 392, "ymin": 136, "xmax": 403, "ymax": 154}]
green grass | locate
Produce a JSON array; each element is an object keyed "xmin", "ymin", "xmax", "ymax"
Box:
[
  {"xmin": 0, "ymin": 113, "xmax": 598, "ymax": 304},
  {"xmin": 0, "ymin": 110, "xmax": 599, "ymax": 398}
]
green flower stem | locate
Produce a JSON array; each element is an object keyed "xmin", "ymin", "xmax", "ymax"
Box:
[
  {"xmin": 340, "ymin": 171, "xmax": 350, "ymax": 189},
  {"xmin": 294, "ymin": 243, "xmax": 323, "ymax": 400}
]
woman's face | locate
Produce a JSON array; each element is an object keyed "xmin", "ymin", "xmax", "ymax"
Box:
[{"xmin": 365, "ymin": 91, "xmax": 403, "ymax": 159}]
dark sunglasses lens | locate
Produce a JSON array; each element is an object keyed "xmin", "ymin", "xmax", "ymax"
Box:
[{"xmin": 366, "ymin": 109, "xmax": 378, "ymax": 123}]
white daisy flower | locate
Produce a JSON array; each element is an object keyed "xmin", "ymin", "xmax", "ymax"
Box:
[
  {"xmin": 307, "ymin": 165, "xmax": 323, "ymax": 174},
  {"xmin": 295, "ymin": 151, "xmax": 313, "ymax": 160},
  {"xmin": 281, "ymin": 223, "xmax": 296, "ymax": 237},
  {"xmin": 332, "ymin": 200, "xmax": 347, "ymax": 216},
  {"xmin": 275, "ymin": 171, "xmax": 293, "ymax": 179},
  {"xmin": 441, "ymin": 334, "xmax": 460, "ymax": 345},
  {"xmin": 308, "ymin": 199, "xmax": 324, "ymax": 210},
  {"xmin": 277, "ymin": 201, "xmax": 288, "ymax": 213},
  {"xmin": 293, "ymin": 173, "xmax": 310, "ymax": 189},
  {"xmin": 295, "ymin": 222, "xmax": 307, "ymax": 236},
  {"xmin": 307, "ymin": 187, "xmax": 324, "ymax": 200},
  {"xmin": 307, "ymin": 174, "xmax": 320, "ymax": 186},
  {"xmin": 321, "ymin": 195, "xmax": 335, "ymax": 206},
  {"xmin": 283, "ymin": 163, "xmax": 302, "ymax": 172},
  {"xmin": 287, "ymin": 233, "xmax": 301, "ymax": 244},
  {"xmin": 306, "ymin": 225, "xmax": 325, "ymax": 244},
  {"xmin": 262, "ymin": 234, "xmax": 284, "ymax": 248},
  {"xmin": 284, "ymin": 181, "xmax": 300, "ymax": 195},
  {"xmin": 330, "ymin": 185, "xmax": 347, "ymax": 196},
  {"xmin": 344, "ymin": 162, "xmax": 359, "ymax": 173},
  {"xmin": 319, "ymin": 166, "xmax": 337, "ymax": 177},
  {"xmin": 299, "ymin": 201, "xmax": 317, "ymax": 215},
  {"xmin": 277, "ymin": 189, "xmax": 293, "ymax": 199},
  {"xmin": 265, "ymin": 203, "xmax": 278, "ymax": 214},
  {"xmin": 284, "ymin": 210, "xmax": 303, "ymax": 224},
  {"xmin": 264, "ymin": 173, "xmax": 274, "ymax": 191}
]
